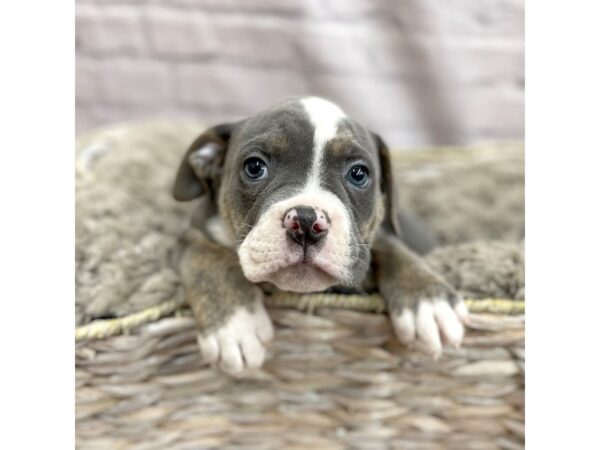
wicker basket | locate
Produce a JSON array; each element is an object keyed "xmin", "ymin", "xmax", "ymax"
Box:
[{"xmin": 75, "ymin": 122, "xmax": 524, "ymax": 450}]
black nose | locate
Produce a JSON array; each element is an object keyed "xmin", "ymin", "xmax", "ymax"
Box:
[{"xmin": 283, "ymin": 206, "xmax": 329, "ymax": 248}]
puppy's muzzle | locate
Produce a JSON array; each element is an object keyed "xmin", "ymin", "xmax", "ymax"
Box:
[{"xmin": 283, "ymin": 206, "xmax": 330, "ymax": 252}]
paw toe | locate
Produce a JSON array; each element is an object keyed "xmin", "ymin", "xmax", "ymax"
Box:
[
  {"xmin": 416, "ymin": 302, "xmax": 442, "ymax": 357},
  {"xmin": 197, "ymin": 334, "xmax": 219, "ymax": 363},
  {"xmin": 434, "ymin": 300, "xmax": 464, "ymax": 347},
  {"xmin": 255, "ymin": 310, "xmax": 275, "ymax": 344},
  {"xmin": 219, "ymin": 336, "xmax": 244, "ymax": 374},
  {"xmin": 240, "ymin": 335, "xmax": 266, "ymax": 369},
  {"xmin": 391, "ymin": 309, "xmax": 416, "ymax": 344}
]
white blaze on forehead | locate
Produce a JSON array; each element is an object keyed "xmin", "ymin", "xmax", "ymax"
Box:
[
  {"xmin": 300, "ymin": 97, "xmax": 346, "ymax": 189},
  {"xmin": 237, "ymin": 98, "xmax": 355, "ymax": 293}
]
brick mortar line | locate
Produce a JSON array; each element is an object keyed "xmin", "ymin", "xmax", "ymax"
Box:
[
  {"xmin": 76, "ymin": 56, "xmax": 525, "ymax": 92},
  {"xmin": 77, "ymin": 4, "xmax": 523, "ymax": 38}
]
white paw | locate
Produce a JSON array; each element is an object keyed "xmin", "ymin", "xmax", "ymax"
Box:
[
  {"xmin": 391, "ymin": 298, "xmax": 469, "ymax": 358},
  {"xmin": 196, "ymin": 301, "xmax": 274, "ymax": 375}
]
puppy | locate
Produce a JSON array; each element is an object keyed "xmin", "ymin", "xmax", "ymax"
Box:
[{"xmin": 173, "ymin": 97, "xmax": 469, "ymax": 375}]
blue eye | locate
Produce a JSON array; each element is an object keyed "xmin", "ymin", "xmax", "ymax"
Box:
[
  {"xmin": 244, "ymin": 157, "xmax": 268, "ymax": 181},
  {"xmin": 346, "ymin": 164, "xmax": 369, "ymax": 188}
]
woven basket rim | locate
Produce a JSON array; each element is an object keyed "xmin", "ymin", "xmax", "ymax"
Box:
[{"xmin": 75, "ymin": 293, "xmax": 524, "ymax": 342}]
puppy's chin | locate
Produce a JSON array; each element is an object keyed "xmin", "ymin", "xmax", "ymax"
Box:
[{"xmin": 266, "ymin": 263, "xmax": 338, "ymax": 293}]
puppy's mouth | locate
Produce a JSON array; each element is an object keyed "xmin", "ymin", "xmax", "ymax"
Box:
[
  {"xmin": 240, "ymin": 241, "xmax": 347, "ymax": 292},
  {"xmin": 267, "ymin": 260, "xmax": 339, "ymax": 293}
]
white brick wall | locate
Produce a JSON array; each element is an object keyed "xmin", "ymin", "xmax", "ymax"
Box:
[{"xmin": 75, "ymin": 0, "xmax": 524, "ymax": 147}]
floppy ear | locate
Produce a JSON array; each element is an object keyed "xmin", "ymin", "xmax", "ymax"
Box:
[
  {"xmin": 173, "ymin": 123, "xmax": 236, "ymax": 201},
  {"xmin": 372, "ymin": 132, "xmax": 402, "ymax": 236}
]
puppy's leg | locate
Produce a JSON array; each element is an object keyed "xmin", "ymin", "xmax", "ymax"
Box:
[
  {"xmin": 179, "ymin": 229, "xmax": 274, "ymax": 375},
  {"xmin": 397, "ymin": 208, "xmax": 438, "ymax": 255},
  {"xmin": 373, "ymin": 232, "xmax": 469, "ymax": 357}
]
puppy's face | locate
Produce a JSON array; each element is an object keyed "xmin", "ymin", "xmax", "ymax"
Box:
[{"xmin": 174, "ymin": 97, "xmax": 399, "ymax": 292}]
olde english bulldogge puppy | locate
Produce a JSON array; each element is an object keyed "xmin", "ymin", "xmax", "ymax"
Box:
[{"xmin": 173, "ymin": 97, "xmax": 469, "ymax": 375}]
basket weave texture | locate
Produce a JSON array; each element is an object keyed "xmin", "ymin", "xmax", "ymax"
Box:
[{"xmin": 76, "ymin": 121, "xmax": 524, "ymax": 450}]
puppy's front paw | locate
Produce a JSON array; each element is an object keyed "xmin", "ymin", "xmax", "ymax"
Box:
[
  {"xmin": 390, "ymin": 293, "xmax": 469, "ymax": 358},
  {"xmin": 196, "ymin": 300, "xmax": 274, "ymax": 375}
]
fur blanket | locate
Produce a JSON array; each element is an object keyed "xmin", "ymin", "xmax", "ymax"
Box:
[{"xmin": 75, "ymin": 121, "xmax": 524, "ymax": 326}]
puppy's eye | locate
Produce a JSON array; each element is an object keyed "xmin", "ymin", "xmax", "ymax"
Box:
[
  {"xmin": 346, "ymin": 164, "xmax": 369, "ymax": 188},
  {"xmin": 244, "ymin": 157, "xmax": 268, "ymax": 181}
]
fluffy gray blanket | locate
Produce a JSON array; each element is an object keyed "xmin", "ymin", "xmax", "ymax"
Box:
[{"xmin": 75, "ymin": 121, "xmax": 524, "ymax": 325}]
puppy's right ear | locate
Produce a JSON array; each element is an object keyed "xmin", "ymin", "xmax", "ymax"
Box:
[
  {"xmin": 372, "ymin": 131, "xmax": 402, "ymax": 237},
  {"xmin": 173, "ymin": 123, "xmax": 236, "ymax": 201}
]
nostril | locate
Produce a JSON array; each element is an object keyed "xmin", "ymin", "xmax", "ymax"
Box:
[
  {"xmin": 283, "ymin": 209, "xmax": 300, "ymax": 231},
  {"xmin": 312, "ymin": 223, "xmax": 322, "ymax": 233}
]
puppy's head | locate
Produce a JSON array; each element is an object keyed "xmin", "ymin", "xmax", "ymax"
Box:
[{"xmin": 174, "ymin": 97, "xmax": 400, "ymax": 292}]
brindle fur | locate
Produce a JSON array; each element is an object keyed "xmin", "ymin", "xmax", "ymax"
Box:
[
  {"xmin": 179, "ymin": 228, "xmax": 262, "ymax": 331},
  {"xmin": 372, "ymin": 231, "xmax": 459, "ymax": 316}
]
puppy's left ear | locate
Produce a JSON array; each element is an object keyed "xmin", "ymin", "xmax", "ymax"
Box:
[
  {"xmin": 173, "ymin": 123, "xmax": 237, "ymax": 201},
  {"xmin": 372, "ymin": 132, "xmax": 402, "ymax": 236}
]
